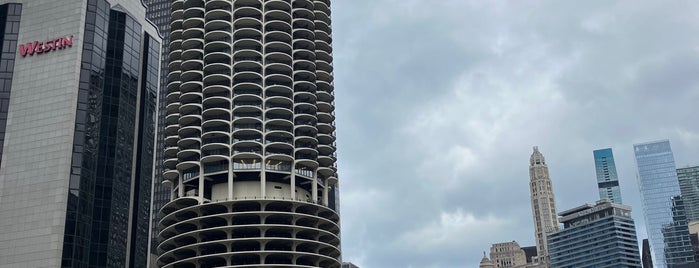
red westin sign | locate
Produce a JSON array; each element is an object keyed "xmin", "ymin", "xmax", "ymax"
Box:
[{"xmin": 19, "ymin": 35, "xmax": 74, "ymax": 57}]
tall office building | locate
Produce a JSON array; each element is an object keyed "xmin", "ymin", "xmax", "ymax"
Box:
[
  {"xmin": 547, "ymin": 199, "xmax": 642, "ymax": 268},
  {"xmin": 529, "ymin": 146, "xmax": 559, "ymax": 267},
  {"xmin": 142, "ymin": 0, "xmax": 171, "ymax": 261},
  {"xmin": 156, "ymin": 0, "xmax": 341, "ymax": 267},
  {"xmin": 678, "ymin": 166, "xmax": 699, "ymax": 223},
  {"xmin": 593, "ymin": 148, "xmax": 623, "ymax": 204},
  {"xmin": 634, "ymin": 140, "xmax": 695, "ymax": 267},
  {"xmin": 0, "ymin": 0, "xmax": 160, "ymax": 267}
]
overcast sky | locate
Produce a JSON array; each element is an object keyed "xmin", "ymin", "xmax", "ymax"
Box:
[{"xmin": 330, "ymin": 1, "xmax": 699, "ymax": 267}]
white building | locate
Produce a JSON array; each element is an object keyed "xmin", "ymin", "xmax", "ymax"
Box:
[{"xmin": 528, "ymin": 146, "xmax": 559, "ymax": 268}]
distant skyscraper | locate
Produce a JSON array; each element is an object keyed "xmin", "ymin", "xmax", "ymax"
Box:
[
  {"xmin": 634, "ymin": 140, "xmax": 695, "ymax": 267},
  {"xmin": 547, "ymin": 200, "xmax": 642, "ymax": 268},
  {"xmin": 489, "ymin": 241, "xmax": 528, "ymax": 267},
  {"xmin": 678, "ymin": 166, "xmax": 699, "ymax": 223},
  {"xmin": 593, "ymin": 148, "xmax": 623, "ymax": 204},
  {"xmin": 529, "ymin": 146, "xmax": 559, "ymax": 267}
]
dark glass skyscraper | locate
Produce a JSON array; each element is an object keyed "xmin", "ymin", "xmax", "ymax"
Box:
[
  {"xmin": 0, "ymin": 0, "xmax": 160, "ymax": 267},
  {"xmin": 143, "ymin": 0, "xmax": 172, "ymax": 261},
  {"xmin": 678, "ymin": 166, "xmax": 699, "ymax": 223},
  {"xmin": 634, "ymin": 140, "xmax": 695, "ymax": 267},
  {"xmin": 593, "ymin": 148, "xmax": 622, "ymax": 204}
]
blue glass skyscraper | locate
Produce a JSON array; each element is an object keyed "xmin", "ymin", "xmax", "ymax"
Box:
[
  {"xmin": 634, "ymin": 140, "xmax": 695, "ymax": 267},
  {"xmin": 593, "ymin": 148, "xmax": 622, "ymax": 204}
]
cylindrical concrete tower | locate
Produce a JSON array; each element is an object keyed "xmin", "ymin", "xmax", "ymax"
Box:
[{"xmin": 157, "ymin": 0, "xmax": 340, "ymax": 267}]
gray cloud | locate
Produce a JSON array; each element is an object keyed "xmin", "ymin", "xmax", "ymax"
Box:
[{"xmin": 332, "ymin": 1, "xmax": 699, "ymax": 267}]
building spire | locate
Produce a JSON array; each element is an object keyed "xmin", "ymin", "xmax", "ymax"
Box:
[
  {"xmin": 530, "ymin": 146, "xmax": 546, "ymax": 166},
  {"xmin": 528, "ymin": 146, "xmax": 558, "ymax": 267}
]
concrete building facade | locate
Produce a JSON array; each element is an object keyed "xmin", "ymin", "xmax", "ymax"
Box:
[
  {"xmin": 547, "ymin": 200, "xmax": 642, "ymax": 268},
  {"xmin": 0, "ymin": 0, "xmax": 160, "ymax": 267},
  {"xmin": 528, "ymin": 146, "xmax": 559, "ymax": 267},
  {"xmin": 155, "ymin": 0, "xmax": 341, "ymax": 267},
  {"xmin": 490, "ymin": 241, "xmax": 529, "ymax": 268}
]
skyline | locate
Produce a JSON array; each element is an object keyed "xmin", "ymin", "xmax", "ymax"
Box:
[
  {"xmin": 0, "ymin": 0, "xmax": 697, "ymax": 267},
  {"xmin": 332, "ymin": 1, "xmax": 699, "ymax": 267}
]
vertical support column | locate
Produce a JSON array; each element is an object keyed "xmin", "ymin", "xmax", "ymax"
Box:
[
  {"xmin": 198, "ymin": 166, "xmax": 204, "ymax": 203},
  {"xmin": 290, "ymin": 164, "xmax": 296, "ymax": 200},
  {"xmin": 261, "ymin": 163, "xmax": 266, "ymax": 198},
  {"xmin": 228, "ymin": 159, "xmax": 234, "ymax": 200},
  {"xmin": 323, "ymin": 183, "xmax": 329, "ymax": 206},
  {"xmin": 177, "ymin": 171, "xmax": 184, "ymax": 199},
  {"xmin": 312, "ymin": 171, "xmax": 318, "ymax": 203}
]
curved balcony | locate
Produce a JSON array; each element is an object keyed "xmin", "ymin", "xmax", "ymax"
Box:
[
  {"xmin": 265, "ymin": 10, "xmax": 292, "ymax": 24},
  {"xmin": 314, "ymin": 1, "xmax": 331, "ymax": 17},
  {"xmin": 316, "ymin": 69, "xmax": 333, "ymax": 84},
  {"xmin": 265, "ymin": 52, "xmax": 292, "ymax": 66},
  {"xmin": 204, "ymin": 30, "xmax": 231, "ymax": 44},
  {"xmin": 204, "ymin": 51, "xmax": 231, "ymax": 65},
  {"xmin": 204, "ymin": 41, "xmax": 233, "ymax": 56},
  {"xmin": 293, "ymin": 28, "xmax": 314, "ymax": 41},
  {"xmin": 265, "ymin": 63, "xmax": 292, "ymax": 77},
  {"xmin": 265, "ymin": 0, "xmax": 291, "ymax": 12},
  {"xmin": 233, "ymin": 6, "xmax": 262, "ymax": 21},
  {"xmin": 201, "ymin": 120, "xmax": 231, "ymax": 137},
  {"xmin": 233, "ymin": 17, "xmax": 262, "ymax": 33},
  {"xmin": 180, "ymin": 60, "xmax": 203, "ymax": 74},
  {"xmin": 265, "ymin": 20, "xmax": 292, "ymax": 34},
  {"xmin": 180, "ymin": 48, "xmax": 204, "ymax": 62},
  {"xmin": 167, "ymin": 79, "xmax": 181, "ymax": 94},
  {"xmin": 233, "ymin": 51, "xmax": 263, "ymax": 67},
  {"xmin": 292, "ymin": 17, "xmax": 314, "ymax": 30},
  {"xmin": 204, "ymin": 19, "xmax": 231, "ymax": 34},
  {"xmin": 180, "ymin": 90, "xmax": 202, "ymax": 104},
  {"xmin": 265, "ymin": 41, "xmax": 292, "ymax": 56},
  {"xmin": 315, "ymin": 39, "xmax": 332, "ymax": 55},
  {"xmin": 202, "ymin": 83, "xmax": 229, "ymax": 99},
  {"xmin": 169, "ymin": 38, "xmax": 182, "ymax": 52},
  {"xmin": 316, "ymin": 80, "xmax": 333, "ymax": 93},
  {"xmin": 182, "ymin": 16, "xmax": 204, "ymax": 30},
  {"xmin": 171, "ymin": 2, "xmax": 184, "ymax": 18},
  {"xmin": 315, "ymin": 29, "xmax": 331, "ymax": 44},
  {"xmin": 266, "ymin": 33, "xmax": 293, "ymax": 49},
  {"xmin": 178, "ymin": 135, "xmax": 201, "ymax": 151},
  {"xmin": 182, "ymin": 27, "xmax": 205, "ymax": 40},
  {"xmin": 204, "ymin": 9, "xmax": 231, "ymax": 25},
  {"xmin": 292, "ymin": 7, "xmax": 313, "ymax": 21},
  {"xmin": 315, "ymin": 47, "xmax": 332, "ymax": 62},
  {"xmin": 314, "ymin": 19, "xmax": 331, "ymax": 36},
  {"xmin": 316, "ymin": 59, "xmax": 333, "ymax": 74},
  {"xmin": 204, "ymin": 0, "xmax": 231, "ymax": 11}
]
